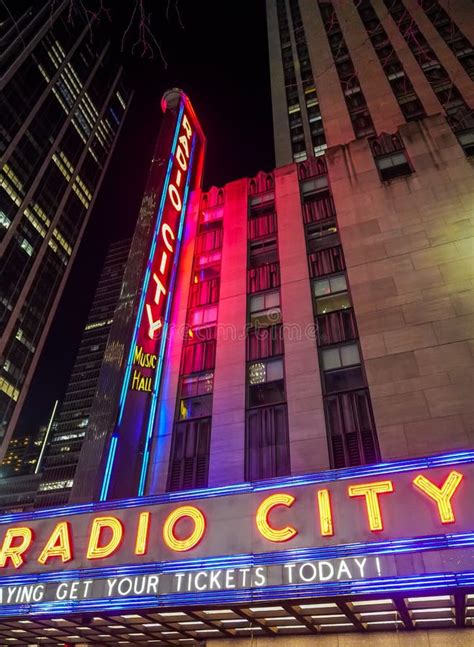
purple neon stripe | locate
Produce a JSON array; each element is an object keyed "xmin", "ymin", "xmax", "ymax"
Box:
[{"xmin": 2, "ymin": 449, "xmax": 472, "ymax": 525}]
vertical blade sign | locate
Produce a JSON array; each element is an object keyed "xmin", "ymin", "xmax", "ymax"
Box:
[{"xmin": 101, "ymin": 93, "xmax": 206, "ymax": 501}]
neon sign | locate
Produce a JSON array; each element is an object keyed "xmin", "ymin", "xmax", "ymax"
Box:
[
  {"xmin": 100, "ymin": 91, "xmax": 206, "ymax": 501},
  {"xmin": 0, "ymin": 454, "xmax": 473, "ymax": 613},
  {"xmin": 0, "ymin": 465, "xmax": 470, "ymax": 571}
]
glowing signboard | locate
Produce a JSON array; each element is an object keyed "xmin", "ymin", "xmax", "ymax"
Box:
[
  {"xmin": 100, "ymin": 90, "xmax": 206, "ymax": 501},
  {"xmin": 0, "ymin": 452, "xmax": 473, "ymax": 614}
]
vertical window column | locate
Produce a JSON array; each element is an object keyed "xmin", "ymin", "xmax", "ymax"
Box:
[
  {"xmin": 276, "ymin": 0, "xmax": 307, "ymax": 162},
  {"xmin": 383, "ymin": 0, "xmax": 474, "ymax": 156},
  {"xmin": 167, "ymin": 196, "xmax": 223, "ymax": 492},
  {"xmin": 319, "ymin": 1, "xmax": 376, "ymax": 138},
  {"xmin": 298, "ymin": 157, "xmax": 380, "ymax": 469},
  {"xmin": 245, "ymin": 175, "xmax": 290, "ymax": 481},
  {"xmin": 355, "ymin": 0, "xmax": 426, "ymax": 121},
  {"xmin": 288, "ymin": 0, "xmax": 327, "ymax": 156}
]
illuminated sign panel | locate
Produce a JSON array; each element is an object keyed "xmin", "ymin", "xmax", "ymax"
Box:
[
  {"xmin": 0, "ymin": 453, "xmax": 473, "ymax": 614},
  {"xmin": 101, "ymin": 91, "xmax": 206, "ymax": 501}
]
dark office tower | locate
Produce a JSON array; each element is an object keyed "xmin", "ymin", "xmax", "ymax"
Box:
[
  {"xmin": 35, "ymin": 239, "xmax": 130, "ymax": 507},
  {"xmin": 0, "ymin": 3, "xmax": 133, "ymax": 461},
  {"xmin": 267, "ymin": 0, "xmax": 473, "ymax": 164}
]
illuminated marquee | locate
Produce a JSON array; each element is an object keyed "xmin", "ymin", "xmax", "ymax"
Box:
[
  {"xmin": 0, "ymin": 464, "xmax": 469, "ymax": 570},
  {"xmin": 100, "ymin": 90, "xmax": 206, "ymax": 501},
  {"xmin": 0, "ymin": 453, "xmax": 473, "ymax": 612}
]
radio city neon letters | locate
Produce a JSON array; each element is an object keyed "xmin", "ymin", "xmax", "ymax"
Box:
[
  {"xmin": 0, "ymin": 470, "xmax": 465, "ymax": 569},
  {"xmin": 143, "ymin": 119, "xmax": 191, "ymax": 341}
]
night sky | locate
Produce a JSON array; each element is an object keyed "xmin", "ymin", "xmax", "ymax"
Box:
[{"xmin": 16, "ymin": 1, "xmax": 275, "ymax": 437}]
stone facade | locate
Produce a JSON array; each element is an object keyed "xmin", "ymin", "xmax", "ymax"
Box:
[{"xmin": 328, "ymin": 115, "xmax": 474, "ymax": 459}]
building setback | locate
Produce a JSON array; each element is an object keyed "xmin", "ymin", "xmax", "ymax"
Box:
[
  {"xmin": 267, "ymin": 0, "xmax": 473, "ymax": 164},
  {"xmin": 0, "ymin": 2, "xmax": 133, "ymax": 461},
  {"xmin": 35, "ymin": 239, "xmax": 130, "ymax": 508}
]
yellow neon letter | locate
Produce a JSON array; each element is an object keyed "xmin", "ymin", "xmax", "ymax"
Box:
[
  {"xmin": 317, "ymin": 489, "xmax": 334, "ymax": 537},
  {"xmin": 413, "ymin": 470, "xmax": 463, "ymax": 524},
  {"xmin": 255, "ymin": 493, "xmax": 297, "ymax": 542},
  {"xmin": 348, "ymin": 480, "xmax": 394, "ymax": 531},
  {"xmin": 135, "ymin": 512, "xmax": 150, "ymax": 556},
  {"xmin": 86, "ymin": 517, "xmax": 123, "ymax": 559},
  {"xmin": 163, "ymin": 506, "xmax": 206, "ymax": 552},
  {"xmin": 38, "ymin": 521, "xmax": 72, "ymax": 565},
  {"xmin": 0, "ymin": 527, "xmax": 33, "ymax": 568}
]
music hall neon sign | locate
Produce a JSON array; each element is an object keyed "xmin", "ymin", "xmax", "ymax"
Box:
[
  {"xmin": 0, "ymin": 467, "xmax": 467, "ymax": 570},
  {"xmin": 100, "ymin": 91, "xmax": 206, "ymax": 501}
]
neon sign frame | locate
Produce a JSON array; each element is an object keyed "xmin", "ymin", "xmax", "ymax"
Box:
[{"xmin": 100, "ymin": 92, "xmax": 205, "ymax": 501}]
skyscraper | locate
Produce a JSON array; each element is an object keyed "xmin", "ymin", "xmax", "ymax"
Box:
[
  {"xmin": 0, "ymin": 2, "xmax": 133, "ymax": 460},
  {"xmin": 267, "ymin": 0, "xmax": 473, "ymax": 164},
  {"xmin": 35, "ymin": 238, "xmax": 130, "ymax": 508}
]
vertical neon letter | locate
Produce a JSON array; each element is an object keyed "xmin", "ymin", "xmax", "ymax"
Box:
[
  {"xmin": 317, "ymin": 489, "xmax": 334, "ymax": 537},
  {"xmin": 135, "ymin": 512, "xmax": 151, "ymax": 555},
  {"xmin": 348, "ymin": 480, "xmax": 394, "ymax": 531},
  {"xmin": 413, "ymin": 470, "xmax": 463, "ymax": 524}
]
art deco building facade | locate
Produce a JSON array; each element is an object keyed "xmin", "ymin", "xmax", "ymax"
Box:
[
  {"xmin": 35, "ymin": 238, "xmax": 130, "ymax": 508},
  {"xmin": 0, "ymin": 2, "xmax": 132, "ymax": 461},
  {"xmin": 0, "ymin": 0, "xmax": 473, "ymax": 643}
]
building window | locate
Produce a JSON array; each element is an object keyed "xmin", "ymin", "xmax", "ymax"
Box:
[
  {"xmin": 248, "ymin": 358, "xmax": 285, "ymax": 408},
  {"xmin": 317, "ymin": 308, "xmax": 357, "ymax": 346},
  {"xmin": 325, "ymin": 389, "xmax": 379, "ymax": 468},
  {"xmin": 301, "ymin": 175, "xmax": 329, "ymax": 196},
  {"xmin": 249, "ymin": 237, "xmax": 278, "ymax": 267},
  {"xmin": 321, "ymin": 343, "xmax": 365, "ymax": 394},
  {"xmin": 249, "ymin": 291, "xmax": 281, "ymax": 327},
  {"xmin": 188, "ymin": 304, "xmax": 218, "ymax": 330},
  {"xmin": 309, "ymin": 245, "xmax": 345, "ymax": 278},
  {"xmin": 375, "ymin": 151, "xmax": 412, "ymax": 181},
  {"xmin": 182, "ymin": 339, "xmax": 216, "ymax": 374},
  {"xmin": 246, "ymin": 404, "xmax": 290, "ymax": 481},
  {"xmin": 247, "ymin": 324, "xmax": 284, "ymax": 360},
  {"xmin": 370, "ymin": 132, "xmax": 413, "ymax": 181},
  {"xmin": 195, "ymin": 250, "xmax": 221, "ymax": 267},
  {"xmin": 189, "ymin": 278, "xmax": 219, "ymax": 308},
  {"xmin": 457, "ymin": 129, "xmax": 474, "ymax": 157},
  {"xmin": 313, "ymin": 274, "xmax": 350, "ymax": 314},
  {"xmin": 168, "ymin": 418, "xmax": 210, "ymax": 491},
  {"xmin": 248, "ymin": 210, "xmax": 277, "ymax": 240},
  {"xmin": 178, "ymin": 372, "xmax": 214, "ymax": 421},
  {"xmin": 322, "ymin": 343, "xmax": 360, "ymax": 371},
  {"xmin": 196, "ymin": 225, "xmax": 223, "ymax": 253},
  {"xmin": 303, "ymin": 192, "xmax": 336, "ymax": 223},
  {"xmin": 247, "ymin": 262, "xmax": 280, "ymax": 294},
  {"xmin": 306, "ymin": 218, "xmax": 338, "ymax": 251},
  {"xmin": 178, "ymin": 394, "xmax": 212, "ymax": 421}
]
